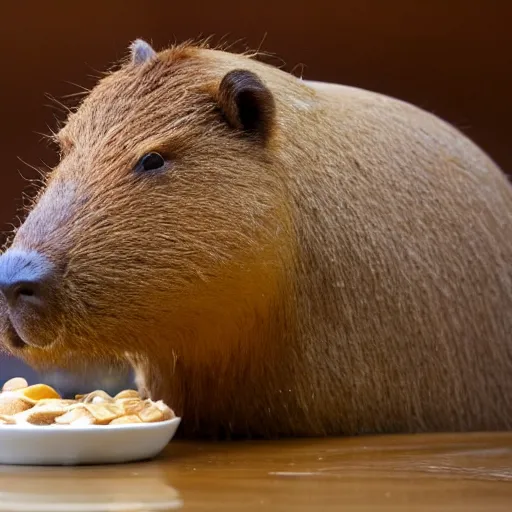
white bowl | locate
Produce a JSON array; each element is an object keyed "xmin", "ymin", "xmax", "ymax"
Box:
[{"xmin": 0, "ymin": 417, "xmax": 181, "ymax": 466}]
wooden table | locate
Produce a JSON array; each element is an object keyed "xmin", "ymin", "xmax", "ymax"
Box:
[{"xmin": 0, "ymin": 432, "xmax": 511, "ymax": 511}]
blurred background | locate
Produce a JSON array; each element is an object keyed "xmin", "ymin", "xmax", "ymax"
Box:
[{"xmin": 0, "ymin": 0, "xmax": 510, "ymax": 393}]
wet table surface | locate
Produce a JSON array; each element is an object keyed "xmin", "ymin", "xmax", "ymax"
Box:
[{"xmin": 0, "ymin": 432, "xmax": 511, "ymax": 511}]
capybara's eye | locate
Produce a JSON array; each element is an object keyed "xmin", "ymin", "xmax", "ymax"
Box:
[{"xmin": 135, "ymin": 152, "xmax": 166, "ymax": 173}]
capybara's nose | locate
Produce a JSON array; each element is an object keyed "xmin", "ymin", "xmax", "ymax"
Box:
[{"xmin": 0, "ymin": 249, "xmax": 54, "ymax": 307}]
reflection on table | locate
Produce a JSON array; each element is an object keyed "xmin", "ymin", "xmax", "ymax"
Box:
[{"xmin": 0, "ymin": 431, "xmax": 511, "ymax": 511}]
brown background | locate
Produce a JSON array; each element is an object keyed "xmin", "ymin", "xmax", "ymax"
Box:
[
  {"xmin": 1, "ymin": 0, "xmax": 511, "ymax": 248},
  {"xmin": 0, "ymin": 0, "xmax": 510, "ymax": 380},
  {"xmin": 2, "ymin": 0, "xmax": 511, "ymax": 241}
]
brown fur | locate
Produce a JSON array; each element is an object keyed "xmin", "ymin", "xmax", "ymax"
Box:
[{"xmin": 1, "ymin": 41, "xmax": 511, "ymax": 438}]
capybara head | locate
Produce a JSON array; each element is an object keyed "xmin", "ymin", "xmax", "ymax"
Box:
[{"xmin": 0, "ymin": 40, "xmax": 293, "ymax": 369}]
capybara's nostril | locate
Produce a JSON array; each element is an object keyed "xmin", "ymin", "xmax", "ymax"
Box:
[
  {"xmin": 0, "ymin": 249, "xmax": 54, "ymax": 307},
  {"xmin": 0, "ymin": 281, "xmax": 38, "ymax": 303}
]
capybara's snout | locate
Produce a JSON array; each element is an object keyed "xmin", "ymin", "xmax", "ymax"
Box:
[
  {"xmin": 0, "ymin": 249, "xmax": 56, "ymax": 348},
  {"xmin": 0, "ymin": 249, "xmax": 54, "ymax": 306}
]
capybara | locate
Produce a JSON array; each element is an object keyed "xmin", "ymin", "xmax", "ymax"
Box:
[{"xmin": 0, "ymin": 39, "xmax": 510, "ymax": 438}]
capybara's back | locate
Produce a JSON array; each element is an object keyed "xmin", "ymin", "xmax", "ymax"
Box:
[
  {"xmin": 0, "ymin": 40, "xmax": 510, "ymax": 438},
  {"xmin": 286, "ymin": 80, "xmax": 512, "ymax": 435}
]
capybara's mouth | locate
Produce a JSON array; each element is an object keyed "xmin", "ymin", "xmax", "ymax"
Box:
[{"xmin": 4, "ymin": 319, "xmax": 28, "ymax": 350}]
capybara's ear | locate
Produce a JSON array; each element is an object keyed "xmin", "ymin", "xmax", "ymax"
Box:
[
  {"xmin": 130, "ymin": 39, "xmax": 157, "ymax": 66},
  {"xmin": 217, "ymin": 69, "xmax": 275, "ymax": 142}
]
